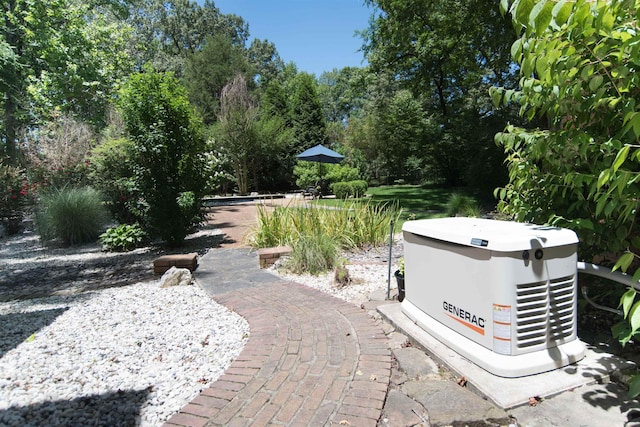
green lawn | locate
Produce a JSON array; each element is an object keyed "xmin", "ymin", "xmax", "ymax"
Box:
[{"xmin": 313, "ymin": 184, "xmax": 489, "ymax": 228}]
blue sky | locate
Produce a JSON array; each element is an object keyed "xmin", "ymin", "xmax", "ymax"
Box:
[{"xmin": 213, "ymin": 0, "xmax": 375, "ymax": 76}]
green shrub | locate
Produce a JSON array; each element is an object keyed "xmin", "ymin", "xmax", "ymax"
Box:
[
  {"xmin": 282, "ymin": 233, "xmax": 338, "ymax": 275},
  {"xmin": 294, "ymin": 162, "xmax": 361, "ymax": 193},
  {"xmin": 88, "ymin": 138, "xmax": 139, "ymax": 224},
  {"xmin": 331, "ymin": 182, "xmax": 349, "ymax": 199},
  {"xmin": 446, "ymin": 193, "xmax": 481, "ymax": 217},
  {"xmin": 324, "ymin": 164, "xmax": 361, "ymax": 184},
  {"xmin": 99, "ymin": 223, "xmax": 147, "ymax": 252},
  {"xmin": 331, "ymin": 180, "xmax": 368, "ymax": 199},
  {"xmin": 118, "ymin": 70, "xmax": 207, "ymax": 246},
  {"xmin": 35, "ymin": 187, "xmax": 109, "ymax": 246}
]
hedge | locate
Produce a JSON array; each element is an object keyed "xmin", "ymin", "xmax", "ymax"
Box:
[{"xmin": 331, "ymin": 180, "xmax": 368, "ymax": 199}]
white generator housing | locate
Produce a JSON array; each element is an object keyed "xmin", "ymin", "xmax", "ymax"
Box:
[{"xmin": 401, "ymin": 217, "xmax": 585, "ymax": 377}]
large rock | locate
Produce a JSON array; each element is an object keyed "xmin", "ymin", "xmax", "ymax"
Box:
[{"xmin": 159, "ymin": 266, "xmax": 192, "ymax": 288}]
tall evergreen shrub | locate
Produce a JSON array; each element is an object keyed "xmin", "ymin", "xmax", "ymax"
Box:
[{"xmin": 118, "ymin": 71, "xmax": 206, "ymax": 246}]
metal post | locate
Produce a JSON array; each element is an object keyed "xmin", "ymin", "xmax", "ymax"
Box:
[{"xmin": 387, "ymin": 220, "xmax": 394, "ymax": 300}]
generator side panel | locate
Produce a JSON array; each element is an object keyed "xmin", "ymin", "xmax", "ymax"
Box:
[{"xmin": 403, "ymin": 231, "xmax": 498, "ymax": 350}]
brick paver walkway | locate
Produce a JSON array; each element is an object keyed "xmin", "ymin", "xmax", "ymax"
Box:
[{"xmin": 164, "ymin": 281, "xmax": 391, "ymax": 427}]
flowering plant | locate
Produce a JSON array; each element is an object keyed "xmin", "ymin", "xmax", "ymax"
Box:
[{"xmin": 0, "ymin": 164, "xmax": 32, "ymax": 234}]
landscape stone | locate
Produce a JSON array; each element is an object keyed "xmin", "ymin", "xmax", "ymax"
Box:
[{"xmin": 159, "ymin": 267, "xmax": 192, "ymax": 288}]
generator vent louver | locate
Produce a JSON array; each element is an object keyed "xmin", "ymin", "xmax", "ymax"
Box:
[{"xmin": 516, "ymin": 275, "xmax": 576, "ymax": 349}]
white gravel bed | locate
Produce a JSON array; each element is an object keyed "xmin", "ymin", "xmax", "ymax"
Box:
[
  {"xmin": 269, "ymin": 241, "xmax": 404, "ymax": 307},
  {"xmin": 271, "ymin": 262, "xmax": 399, "ymax": 307},
  {"xmin": 0, "ymin": 281, "xmax": 248, "ymax": 427}
]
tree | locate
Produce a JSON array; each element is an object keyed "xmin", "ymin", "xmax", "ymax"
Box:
[
  {"xmin": 183, "ymin": 34, "xmax": 252, "ymax": 124},
  {"xmin": 318, "ymin": 67, "xmax": 369, "ymax": 125},
  {"xmin": 216, "ymin": 74, "xmax": 258, "ymax": 195},
  {"xmin": 363, "ymin": 0, "xmax": 516, "ymax": 115},
  {"xmin": 348, "ymin": 86, "xmax": 437, "ymax": 184},
  {"xmin": 290, "ymin": 72, "xmax": 327, "ymax": 151},
  {"xmin": 251, "ymin": 114, "xmax": 295, "ymax": 191},
  {"xmin": 362, "ymin": 0, "xmax": 517, "ymax": 188},
  {"xmin": 247, "ymin": 39, "xmax": 284, "ymax": 88},
  {"xmin": 126, "ymin": 0, "xmax": 249, "ymax": 77},
  {"xmin": 118, "ymin": 70, "xmax": 206, "ymax": 246},
  {"xmin": 1, "ymin": 0, "xmax": 133, "ymax": 164},
  {"xmin": 261, "ymin": 79, "xmax": 290, "ymax": 123},
  {"xmin": 253, "ymin": 78, "xmax": 297, "ymax": 191}
]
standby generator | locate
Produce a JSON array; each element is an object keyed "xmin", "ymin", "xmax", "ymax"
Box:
[{"xmin": 401, "ymin": 217, "xmax": 585, "ymax": 377}]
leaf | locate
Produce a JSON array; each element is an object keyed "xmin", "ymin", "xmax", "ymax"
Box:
[
  {"xmin": 612, "ymin": 145, "xmax": 630, "ymax": 172},
  {"xmin": 597, "ymin": 169, "xmax": 610, "ymax": 189},
  {"xmin": 629, "ymin": 301, "xmax": 640, "ymax": 333},
  {"xmin": 505, "ymin": 89, "xmax": 515, "ymax": 104},
  {"xmin": 576, "ymin": 218, "xmax": 594, "ymax": 230},
  {"xmin": 589, "ymin": 74, "xmax": 604, "ymax": 92},
  {"xmin": 633, "ymin": 114, "xmax": 640, "ymax": 139},
  {"xmin": 614, "ymin": 252, "xmax": 635, "ymax": 273},
  {"xmin": 511, "ymin": 39, "xmax": 523, "ymax": 61},
  {"xmin": 552, "ymin": 0, "xmax": 572, "ymax": 26},
  {"xmin": 628, "ymin": 375, "xmax": 640, "ymax": 399},
  {"xmin": 490, "ymin": 87, "xmax": 504, "ymax": 107},
  {"xmin": 532, "ymin": 1, "xmax": 554, "ymax": 36},
  {"xmin": 620, "ymin": 288, "xmax": 636, "ymax": 317},
  {"xmin": 612, "ymin": 320, "xmax": 634, "ymax": 347},
  {"xmin": 596, "ymin": 8, "xmax": 615, "ymax": 33},
  {"xmin": 500, "ymin": 0, "xmax": 509, "ymax": 15},
  {"xmin": 515, "ymin": 0, "xmax": 536, "ymax": 27}
]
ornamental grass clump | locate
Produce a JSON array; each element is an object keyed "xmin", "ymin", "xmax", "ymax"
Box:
[
  {"xmin": 35, "ymin": 186, "xmax": 109, "ymax": 246},
  {"xmin": 250, "ymin": 200, "xmax": 400, "ymax": 274},
  {"xmin": 446, "ymin": 193, "xmax": 481, "ymax": 217},
  {"xmin": 282, "ymin": 233, "xmax": 338, "ymax": 275},
  {"xmin": 251, "ymin": 200, "xmax": 400, "ymax": 250}
]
